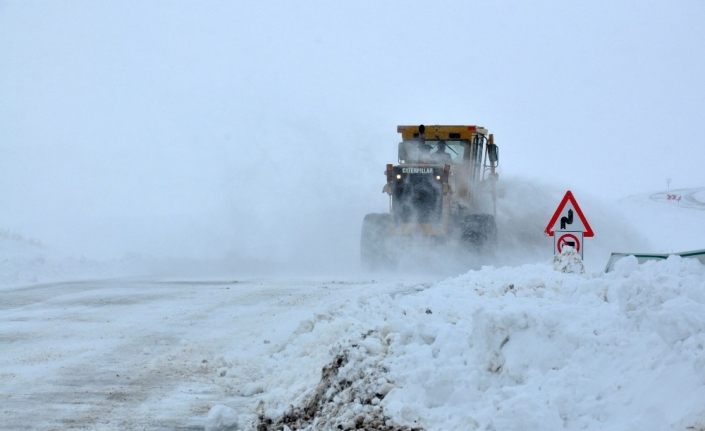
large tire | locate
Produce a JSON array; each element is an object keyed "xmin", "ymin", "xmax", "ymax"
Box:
[
  {"xmin": 460, "ymin": 214, "xmax": 497, "ymax": 250},
  {"xmin": 360, "ymin": 213, "xmax": 393, "ymax": 270}
]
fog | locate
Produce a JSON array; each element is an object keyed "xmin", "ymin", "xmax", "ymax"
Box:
[{"xmin": 1, "ymin": 1, "xmax": 704, "ymax": 271}]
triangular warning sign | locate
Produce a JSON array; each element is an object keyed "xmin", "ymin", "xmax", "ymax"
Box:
[{"xmin": 544, "ymin": 190, "xmax": 594, "ymax": 237}]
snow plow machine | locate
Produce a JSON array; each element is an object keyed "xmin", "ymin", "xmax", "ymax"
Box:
[{"xmin": 361, "ymin": 124, "xmax": 499, "ymax": 269}]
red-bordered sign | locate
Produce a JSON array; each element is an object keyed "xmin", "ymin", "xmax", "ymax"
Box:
[
  {"xmin": 556, "ymin": 232, "xmax": 581, "ymax": 253},
  {"xmin": 544, "ymin": 190, "xmax": 594, "ymax": 237}
]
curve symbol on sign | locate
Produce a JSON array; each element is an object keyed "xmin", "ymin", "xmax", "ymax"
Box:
[{"xmin": 560, "ymin": 209, "xmax": 573, "ymax": 230}]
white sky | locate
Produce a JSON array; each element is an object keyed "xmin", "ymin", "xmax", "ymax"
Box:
[{"xmin": 1, "ymin": 1, "xmax": 704, "ymax": 260}]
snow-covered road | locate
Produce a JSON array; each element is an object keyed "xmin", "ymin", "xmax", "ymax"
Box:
[{"xmin": 0, "ymin": 276, "xmax": 439, "ymax": 430}]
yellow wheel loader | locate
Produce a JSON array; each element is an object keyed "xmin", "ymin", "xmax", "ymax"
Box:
[{"xmin": 361, "ymin": 124, "xmax": 499, "ymax": 268}]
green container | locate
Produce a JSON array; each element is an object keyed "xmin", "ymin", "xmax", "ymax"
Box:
[{"xmin": 605, "ymin": 249, "xmax": 705, "ymax": 272}]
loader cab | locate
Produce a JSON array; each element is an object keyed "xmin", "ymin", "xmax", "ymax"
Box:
[
  {"xmin": 396, "ymin": 125, "xmax": 498, "ymax": 183},
  {"xmin": 398, "ymin": 140, "xmax": 466, "ymax": 164}
]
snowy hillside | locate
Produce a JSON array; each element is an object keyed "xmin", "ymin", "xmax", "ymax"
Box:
[
  {"xmin": 647, "ymin": 187, "xmax": 705, "ymax": 211},
  {"xmin": 0, "ymin": 230, "xmax": 128, "ymax": 289},
  {"xmin": 0, "ymin": 230, "xmax": 72, "ymax": 287},
  {"xmin": 619, "ymin": 187, "xmax": 705, "ymax": 253}
]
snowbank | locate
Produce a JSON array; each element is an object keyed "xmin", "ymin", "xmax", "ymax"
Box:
[
  {"xmin": 0, "ymin": 229, "xmax": 79, "ymax": 287},
  {"xmin": 0, "ymin": 230, "xmax": 119, "ymax": 289},
  {"xmin": 252, "ymin": 256, "xmax": 705, "ymax": 430}
]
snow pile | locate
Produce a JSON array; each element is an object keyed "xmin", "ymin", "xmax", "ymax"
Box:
[
  {"xmin": 250, "ymin": 256, "xmax": 705, "ymax": 430},
  {"xmin": 257, "ymin": 335, "xmax": 419, "ymax": 430},
  {"xmin": 552, "ymin": 246, "xmax": 585, "ymax": 273},
  {"xmin": 206, "ymin": 404, "xmax": 239, "ymax": 431}
]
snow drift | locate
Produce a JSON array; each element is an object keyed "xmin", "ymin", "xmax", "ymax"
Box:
[{"xmin": 248, "ymin": 255, "xmax": 705, "ymax": 431}]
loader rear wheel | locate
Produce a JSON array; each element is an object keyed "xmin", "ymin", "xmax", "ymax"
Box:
[{"xmin": 360, "ymin": 213, "xmax": 393, "ymax": 270}]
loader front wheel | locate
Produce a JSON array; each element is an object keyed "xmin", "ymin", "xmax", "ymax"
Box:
[
  {"xmin": 461, "ymin": 214, "xmax": 497, "ymax": 250},
  {"xmin": 360, "ymin": 213, "xmax": 393, "ymax": 270}
]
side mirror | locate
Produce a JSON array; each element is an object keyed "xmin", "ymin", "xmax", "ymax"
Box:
[{"xmin": 487, "ymin": 143, "xmax": 499, "ymax": 164}]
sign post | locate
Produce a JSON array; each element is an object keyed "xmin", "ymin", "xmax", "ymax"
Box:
[{"xmin": 545, "ymin": 191, "xmax": 594, "ymax": 258}]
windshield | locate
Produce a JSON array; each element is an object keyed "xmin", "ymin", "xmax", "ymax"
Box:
[{"xmin": 398, "ymin": 140, "xmax": 467, "ymax": 164}]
